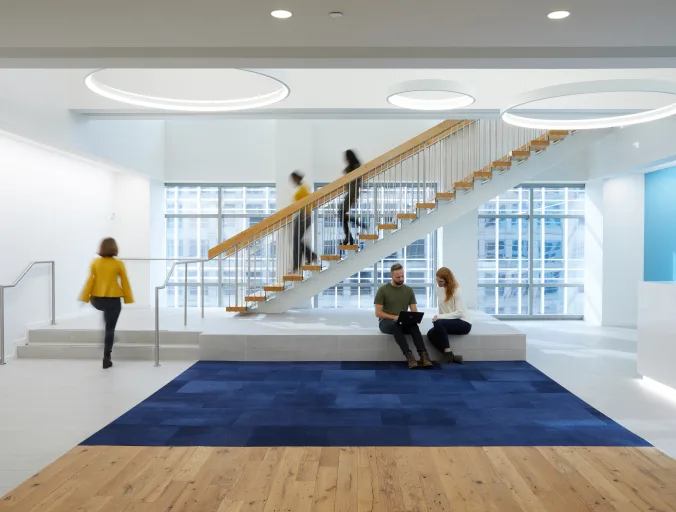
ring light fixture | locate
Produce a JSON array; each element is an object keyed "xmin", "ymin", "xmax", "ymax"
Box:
[
  {"xmin": 84, "ymin": 69, "xmax": 290, "ymax": 112},
  {"xmin": 387, "ymin": 79, "xmax": 476, "ymax": 111},
  {"xmin": 501, "ymin": 79, "xmax": 676, "ymax": 130}
]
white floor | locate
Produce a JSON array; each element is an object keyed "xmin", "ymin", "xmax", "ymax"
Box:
[{"xmin": 1, "ymin": 319, "xmax": 676, "ymax": 497}]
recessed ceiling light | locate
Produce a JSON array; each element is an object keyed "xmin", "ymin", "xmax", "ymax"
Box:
[
  {"xmin": 329, "ymin": 12, "xmax": 343, "ymax": 18},
  {"xmin": 271, "ymin": 10, "xmax": 292, "ymax": 19},
  {"xmin": 548, "ymin": 10, "xmax": 570, "ymax": 19}
]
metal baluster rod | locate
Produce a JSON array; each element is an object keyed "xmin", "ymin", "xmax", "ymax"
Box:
[{"xmin": 154, "ymin": 285, "xmax": 160, "ymax": 367}]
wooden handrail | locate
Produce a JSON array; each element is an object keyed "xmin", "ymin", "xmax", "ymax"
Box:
[{"xmin": 208, "ymin": 119, "xmax": 470, "ymax": 259}]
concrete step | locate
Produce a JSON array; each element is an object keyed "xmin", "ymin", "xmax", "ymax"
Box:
[
  {"xmin": 17, "ymin": 342, "xmax": 198, "ymax": 360},
  {"xmin": 27, "ymin": 329, "xmax": 200, "ymax": 346}
]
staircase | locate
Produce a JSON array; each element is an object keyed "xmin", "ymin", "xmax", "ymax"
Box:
[{"xmin": 208, "ymin": 119, "xmax": 609, "ymax": 314}]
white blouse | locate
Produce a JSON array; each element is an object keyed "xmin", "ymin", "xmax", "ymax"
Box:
[{"xmin": 437, "ymin": 286, "xmax": 471, "ymax": 324}]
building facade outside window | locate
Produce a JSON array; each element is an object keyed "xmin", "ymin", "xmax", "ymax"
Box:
[
  {"xmin": 478, "ymin": 185, "xmax": 585, "ymax": 318},
  {"xmin": 165, "ymin": 184, "xmax": 276, "ymax": 307}
]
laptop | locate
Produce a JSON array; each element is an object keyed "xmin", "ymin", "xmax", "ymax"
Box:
[{"xmin": 397, "ymin": 311, "xmax": 424, "ymax": 326}]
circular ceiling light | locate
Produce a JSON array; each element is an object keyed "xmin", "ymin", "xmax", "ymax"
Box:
[
  {"xmin": 501, "ymin": 79, "xmax": 676, "ymax": 130},
  {"xmin": 387, "ymin": 79, "xmax": 475, "ymax": 111},
  {"xmin": 329, "ymin": 11, "xmax": 343, "ymax": 18},
  {"xmin": 84, "ymin": 69, "xmax": 290, "ymax": 112},
  {"xmin": 271, "ymin": 10, "xmax": 292, "ymax": 18},
  {"xmin": 548, "ymin": 10, "xmax": 570, "ymax": 19}
]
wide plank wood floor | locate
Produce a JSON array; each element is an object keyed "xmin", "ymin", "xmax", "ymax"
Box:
[{"xmin": 1, "ymin": 446, "xmax": 675, "ymax": 512}]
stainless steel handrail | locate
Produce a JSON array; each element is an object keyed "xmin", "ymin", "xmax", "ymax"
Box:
[
  {"xmin": 0, "ymin": 261, "xmax": 55, "ymax": 365},
  {"xmin": 153, "ymin": 258, "xmax": 209, "ymax": 367}
]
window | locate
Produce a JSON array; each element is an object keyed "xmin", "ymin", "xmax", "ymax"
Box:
[
  {"xmin": 478, "ymin": 185, "xmax": 585, "ymax": 317},
  {"xmin": 164, "ymin": 185, "xmax": 276, "ymax": 307},
  {"xmin": 312, "ymin": 182, "xmax": 438, "ymax": 309}
]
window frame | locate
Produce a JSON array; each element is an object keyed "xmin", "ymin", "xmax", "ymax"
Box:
[{"xmin": 478, "ymin": 183, "xmax": 585, "ymax": 319}]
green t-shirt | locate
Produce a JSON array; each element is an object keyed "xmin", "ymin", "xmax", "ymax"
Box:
[{"xmin": 374, "ymin": 283, "xmax": 417, "ymax": 316}]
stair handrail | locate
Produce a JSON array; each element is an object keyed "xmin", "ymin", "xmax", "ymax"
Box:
[
  {"xmin": 0, "ymin": 260, "xmax": 56, "ymax": 365},
  {"xmin": 208, "ymin": 119, "xmax": 471, "ymax": 259}
]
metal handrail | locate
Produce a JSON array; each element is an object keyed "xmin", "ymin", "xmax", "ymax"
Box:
[
  {"xmin": 153, "ymin": 258, "xmax": 209, "ymax": 367},
  {"xmin": 0, "ymin": 261, "xmax": 55, "ymax": 365}
]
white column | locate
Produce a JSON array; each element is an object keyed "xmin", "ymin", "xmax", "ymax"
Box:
[
  {"xmin": 584, "ymin": 179, "xmax": 604, "ymax": 324},
  {"xmin": 441, "ymin": 208, "xmax": 479, "ymax": 308}
]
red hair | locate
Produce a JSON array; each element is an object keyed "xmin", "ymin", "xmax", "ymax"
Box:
[{"xmin": 436, "ymin": 267, "xmax": 458, "ymax": 302}]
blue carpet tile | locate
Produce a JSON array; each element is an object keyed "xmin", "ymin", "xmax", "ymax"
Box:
[{"xmin": 81, "ymin": 361, "xmax": 651, "ymax": 447}]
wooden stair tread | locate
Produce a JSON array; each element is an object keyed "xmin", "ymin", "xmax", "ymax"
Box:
[
  {"xmin": 301, "ymin": 265, "xmax": 322, "ymax": 271},
  {"xmin": 529, "ymin": 139, "xmax": 550, "ymax": 149},
  {"xmin": 283, "ymin": 274, "xmax": 303, "ymax": 281},
  {"xmin": 415, "ymin": 202, "xmax": 437, "ymax": 209},
  {"xmin": 378, "ymin": 223, "xmax": 398, "ymax": 230},
  {"xmin": 244, "ymin": 296, "xmax": 266, "ymax": 302},
  {"xmin": 472, "ymin": 171, "xmax": 493, "ymax": 181},
  {"xmin": 339, "ymin": 244, "xmax": 360, "ymax": 251},
  {"xmin": 321, "ymin": 255, "xmax": 341, "ymax": 261},
  {"xmin": 226, "ymin": 306, "xmax": 247, "ymax": 313},
  {"xmin": 358, "ymin": 234, "xmax": 379, "ymax": 240},
  {"xmin": 510, "ymin": 150, "xmax": 530, "ymax": 161},
  {"xmin": 263, "ymin": 284, "xmax": 285, "ymax": 292},
  {"xmin": 436, "ymin": 192, "xmax": 455, "ymax": 200},
  {"xmin": 397, "ymin": 213, "xmax": 417, "ymax": 220},
  {"xmin": 491, "ymin": 160, "xmax": 512, "ymax": 169},
  {"xmin": 454, "ymin": 181, "xmax": 475, "ymax": 189}
]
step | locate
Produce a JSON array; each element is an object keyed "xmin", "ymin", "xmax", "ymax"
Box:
[
  {"xmin": 472, "ymin": 171, "xmax": 493, "ymax": 181},
  {"xmin": 321, "ymin": 255, "xmax": 341, "ymax": 261},
  {"xmin": 378, "ymin": 223, "xmax": 399, "ymax": 230},
  {"xmin": 301, "ymin": 265, "xmax": 322, "ymax": 272},
  {"xmin": 435, "ymin": 192, "xmax": 455, "ymax": 201},
  {"xmin": 510, "ymin": 150, "xmax": 530, "ymax": 161},
  {"xmin": 491, "ymin": 161, "xmax": 512, "ymax": 171},
  {"xmin": 338, "ymin": 244, "xmax": 359, "ymax": 251},
  {"xmin": 547, "ymin": 130, "xmax": 569, "ymax": 142},
  {"xmin": 283, "ymin": 274, "xmax": 304, "ymax": 282},
  {"xmin": 244, "ymin": 296, "xmax": 266, "ymax": 303},
  {"xmin": 396, "ymin": 213, "xmax": 417, "ymax": 220},
  {"xmin": 264, "ymin": 284, "xmax": 285, "ymax": 292},
  {"xmin": 529, "ymin": 139, "xmax": 550, "ymax": 151},
  {"xmin": 226, "ymin": 306, "xmax": 247, "ymax": 313},
  {"xmin": 17, "ymin": 342, "xmax": 199, "ymax": 361},
  {"xmin": 358, "ymin": 234, "xmax": 379, "ymax": 241},
  {"xmin": 415, "ymin": 202, "xmax": 436, "ymax": 209},
  {"xmin": 27, "ymin": 329, "xmax": 201, "ymax": 345},
  {"xmin": 454, "ymin": 181, "xmax": 475, "ymax": 190}
]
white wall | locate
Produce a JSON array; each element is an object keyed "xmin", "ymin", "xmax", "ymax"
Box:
[
  {"xmin": 584, "ymin": 180, "xmax": 604, "ymax": 325},
  {"xmin": 0, "ymin": 130, "xmax": 157, "ymax": 355}
]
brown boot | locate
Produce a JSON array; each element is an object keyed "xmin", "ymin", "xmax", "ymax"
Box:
[
  {"xmin": 405, "ymin": 351, "xmax": 419, "ymax": 369},
  {"xmin": 419, "ymin": 351, "xmax": 434, "ymax": 369}
]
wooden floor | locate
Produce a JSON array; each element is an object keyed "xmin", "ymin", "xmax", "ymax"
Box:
[{"xmin": 1, "ymin": 446, "xmax": 675, "ymax": 512}]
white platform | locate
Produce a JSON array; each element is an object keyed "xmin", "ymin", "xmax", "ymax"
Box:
[
  {"xmin": 638, "ymin": 281, "xmax": 676, "ymax": 390},
  {"xmin": 17, "ymin": 308, "xmax": 526, "ymax": 362}
]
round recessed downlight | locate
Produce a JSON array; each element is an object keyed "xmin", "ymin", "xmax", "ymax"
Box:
[
  {"xmin": 329, "ymin": 12, "xmax": 343, "ymax": 18},
  {"xmin": 271, "ymin": 10, "xmax": 292, "ymax": 19},
  {"xmin": 501, "ymin": 79, "xmax": 676, "ymax": 130},
  {"xmin": 84, "ymin": 69, "xmax": 290, "ymax": 112},
  {"xmin": 387, "ymin": 79, "xmax": 475, "ymax": 111},
  {"xmin": 548, "ymin": 10, "xmax": 570, "ymax": 19}
]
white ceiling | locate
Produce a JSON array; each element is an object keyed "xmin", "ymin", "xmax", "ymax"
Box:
[
  {"xmin": 61, "ymin": 68, "xmax": 676, "ymax": 116},
  {"xmin": 1, "ymin": 1, "xmax": 676, "ymax": 68}
]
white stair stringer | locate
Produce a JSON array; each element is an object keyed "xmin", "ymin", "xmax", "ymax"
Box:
[{"xmin": 255, "ymin": 128, "xmax": 611, "ymax": 314}]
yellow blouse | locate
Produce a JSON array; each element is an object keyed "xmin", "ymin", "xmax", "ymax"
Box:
[{"xmin": 79, "ymin": 257, "xmax": 134, "ymax": 304}]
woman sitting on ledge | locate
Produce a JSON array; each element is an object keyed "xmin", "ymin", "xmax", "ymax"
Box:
[{"xmin": 427, "ymin": 267, "xmax": 471, "ymax": 364}]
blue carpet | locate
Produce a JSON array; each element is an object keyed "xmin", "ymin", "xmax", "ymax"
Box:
[{"xmin": 81, "ymin": 361, "xmax": 651, "ymax": 447}]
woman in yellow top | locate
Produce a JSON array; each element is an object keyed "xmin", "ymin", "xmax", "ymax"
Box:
[
  {"xmin": 290, "ymin": 171, "xmax": 318, "ymax": 272},
  {"xmin": 79, "ymin": 237, "xmax": 134, "ymax": 369}
]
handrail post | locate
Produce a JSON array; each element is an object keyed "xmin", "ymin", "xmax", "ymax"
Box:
[
  {"xmin": 51, "ymin": 261, "xmax": 56, "ymax": 325},
  {"xmin": 184, "ymin": 262, "xmax": 188, "ymax": 326},
  {"xmin": 201, "ymin": 261, "xmax": 205, "ymax": 319},
  {"xmin": 0, "ymin": 286, "xmax": 5, "ymax": 365},
  {"xmin": 154, "ymin": 286, "xmax": 160, "ymax": 367}
]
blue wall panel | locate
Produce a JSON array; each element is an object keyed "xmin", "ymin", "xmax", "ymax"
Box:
[{"xmin": 645, "ymin": 166, "xmax": 676, "ymax": 281}]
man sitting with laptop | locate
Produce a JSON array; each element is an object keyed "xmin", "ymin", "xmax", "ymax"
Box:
[{"xmin": 374, "ymin": 263, "xmax": 434, "ymax": 369}]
